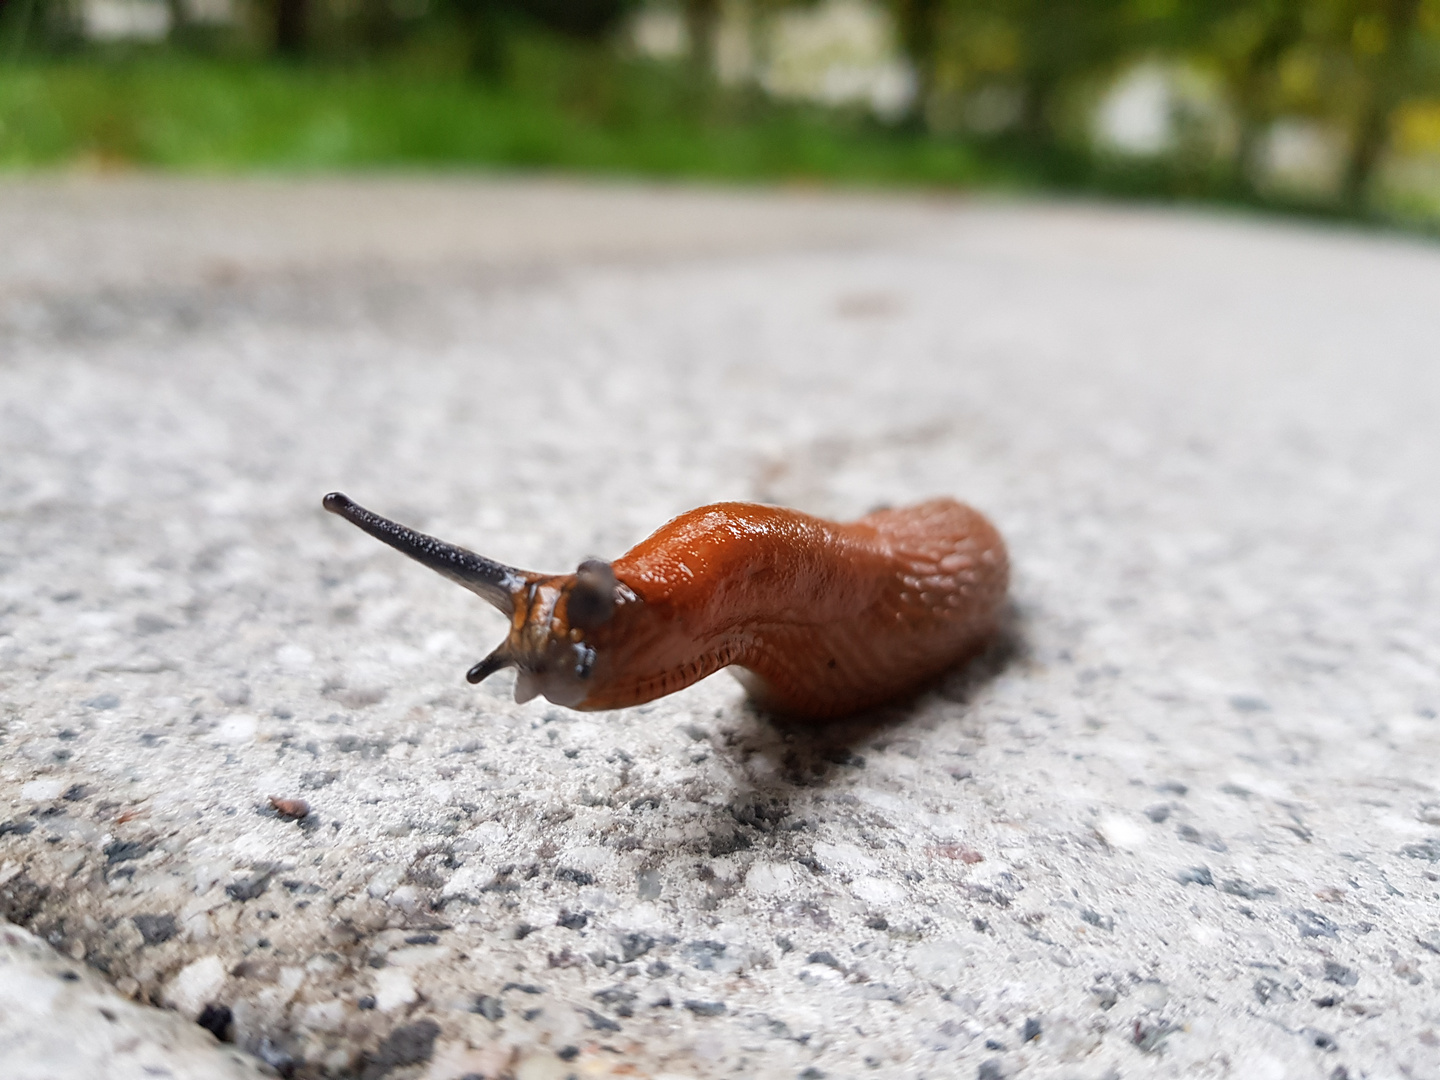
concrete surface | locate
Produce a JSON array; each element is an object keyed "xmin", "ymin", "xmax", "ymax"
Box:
[
  {"xmin": 0, "ymin": 918, "xmax": 273, "ymax": 1080},
  {"xmin": 1, "ymin": 175, "xmax": 1439, "ymax": 1080}
]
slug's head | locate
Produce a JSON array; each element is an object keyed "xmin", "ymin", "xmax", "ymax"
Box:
[
  {"xmin": 322, "ymin": 493, "xmax": 631, "ymax": 708},
  {"xmin": 478, "ymin": 559, "xmax": 634, "ymax": 707}
]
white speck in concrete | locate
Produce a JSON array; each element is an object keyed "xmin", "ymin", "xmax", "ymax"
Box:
[
  {"xmin": 852, "ymin": 877, "xmax": 907, "ymax": 905},
  {"xmin": 274, "ymin": 643, "xmax": 314, "ymax": 670},
  {"xmin": 163, "ymin": 955, "xmax": 226, "ymax": 1018},
  {"xmin": 746, "ymin": 860, "xmax": 797, "ymax": 895},
  {"xmin": 301, "ymin": 1000, "xmax": 346, "ymax": 1031},
  {"xmin": 442, "ymin": 863, "xmax": 496, "ymax": 897},
  {"xmin": 458, "ymin": 821, "xmax": 507, "ymax": 849},
  {"xmin": 386, "ymin": 884, "xmax": 422, "ymax": 911},
  {"xmin": 1095, "ymin": 813, "xmax": 1148, "ymax": 850},
  {"xmin": 558, "ymin": 846, "xmax": 613, "ymax": 872},
  {"xmin": 514, "ymin": 1053, "xmax": 569, "ymax": 1080},
  {"xmin": 425, "ymin": 1040, "xmax": 513, "ymax": 1080},
  {"xmin": 367, "ymin": 865, "xmax": 404, "ymax": 897},
  {"xmin": 214, "ymin": 713, "xmax": 256, "ymax": 743},
  {"xmin": 387, "ymin": 945, "xmax": 451, "ymax": 967},
  {"xmin": 20, "ymin": 779, "xmax": 64, "ymax": 801},
  {"xmin": 813, "ymin": 840, "xmax": 880, "ymax": 874},
  {"xmin": 372, "ymin": 967, "xmax": 416, "ymax": 1012},
  {"xmin": 1134, "ymin": 979, "xmax": 1169, "ymax": 1008}
]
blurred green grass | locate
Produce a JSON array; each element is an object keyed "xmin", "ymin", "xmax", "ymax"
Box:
[
  {"xmin": 6, "ymin": 48, "xmax": 1431, "ymax": 234},
  {"xmin": 0, "ymin": 51, "xmax": 1017, "ymax": 186}
]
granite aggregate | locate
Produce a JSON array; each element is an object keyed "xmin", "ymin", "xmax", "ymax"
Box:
[{"xmin": 1, "ymin": 177, "xmax": 1439, "ymax": 1079}]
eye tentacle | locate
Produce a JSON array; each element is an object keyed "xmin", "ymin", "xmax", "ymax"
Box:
[
  {"xmin": 323, "ymin": 492, "xmax": 528, "ymax": 616},
  {"xmin": 567, "ymin": 559, "xmax": 617, "ymax": 629}
]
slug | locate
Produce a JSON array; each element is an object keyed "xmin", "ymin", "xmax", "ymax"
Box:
[{"xmin": 322, "ymin": 493, "xmax": 1008, "ymax": 720}]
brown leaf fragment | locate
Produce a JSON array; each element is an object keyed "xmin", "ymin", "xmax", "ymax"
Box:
[{"xmin": 268, "ymin": 796, "xmax": 310, "ymax": 819}]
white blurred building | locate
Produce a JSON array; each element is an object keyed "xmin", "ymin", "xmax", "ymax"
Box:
[
  {"xmin": 81, "ymin": 0, "xmax": 233, "ymax": 40},
  {"xmin": 83, "ymin": 0, "xmax": 170, "ymax": 40},
  {"xmin": 1093, "ymin": 61, "xmax": 1230, "ymax": 158},
  {"xmin": 631, "ymin": 0, "xmax": 915, "ymax": 119}
]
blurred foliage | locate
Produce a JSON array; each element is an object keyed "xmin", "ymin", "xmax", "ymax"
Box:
[
  {"xmin": 0, "ymin": 46, "xmax": 1016, "ymax": 184},
  {"xmin": 897, "ymin": 0, "xmax": 1440, "ymax": 209},
  {"xmin": 1, "ymin": 0, "xmax": 1439, "ymax": 221}
]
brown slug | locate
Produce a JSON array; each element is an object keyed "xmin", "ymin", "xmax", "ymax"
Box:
[{"xmin": 322, "ymin": 492, "xmax": 1008, "ymax": 720}]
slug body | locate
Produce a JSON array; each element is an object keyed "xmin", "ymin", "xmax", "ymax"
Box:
[{"xmin": 323, "ymin": 494, "xmax": 1007, "ymax": 720}]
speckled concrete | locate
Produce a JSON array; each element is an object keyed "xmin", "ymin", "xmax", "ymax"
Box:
[
  {"xmin": 0, "ymin": 919, "xmax": 272, "ymax": 1080},
  {"xmin": 2, "ymin": 177, "xmax": 1439, "ymax": 1080}
]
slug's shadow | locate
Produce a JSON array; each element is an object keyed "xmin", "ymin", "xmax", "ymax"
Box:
[{"xmin": 703, "ymin": 606, "xmax": 1028, "ymax": 843}]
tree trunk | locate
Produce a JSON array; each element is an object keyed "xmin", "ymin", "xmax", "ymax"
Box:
[
  {"xmin": 454, "ymin": 0, "xmax": 507, "ymax": 82},
  {"xmin": 357, "ymin": 0, "xmax": 403, "ymax": 53},
  {"xmin": 684, "ymin": 0, "xmax": 720, "ymax": 80},
  {"xmin": 164, "ymin": 0, "xmax": 187, "ymax": 44},
  {"xmin": 3, "ymin": 0, "xmax": 41, "ymax": 56},
  {"xmin": 274, "ymin": 0, "xmax": 307, "ymax": 56},
  {"xmin": 1229, "ymin": 0, "xmax": 1304, "ymax": 193},
  {"xmin": 892, "ymin": 0, "xmax": 940, "ymax": 128},
  {"xmin": 1019, "ymin": 70, "xmax": 1056, "ymax": 145},
  {"xmin": 1341, "ymin": 0, "xmax": 1421, "ymax": 212}
]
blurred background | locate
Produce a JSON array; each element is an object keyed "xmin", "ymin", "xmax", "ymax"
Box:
[{"xmin": 2, "ymin": 0, "xmax": 1440, "ymax": 225}]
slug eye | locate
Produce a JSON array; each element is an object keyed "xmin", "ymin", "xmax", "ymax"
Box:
[{"xmin": 567, "ymin": 559, "xmax": 617, "ymax": 630}]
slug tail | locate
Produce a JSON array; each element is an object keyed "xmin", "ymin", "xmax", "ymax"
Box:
[{"xmin": 322, "ymin": 492, "xmax": 528, "ymax": 616}]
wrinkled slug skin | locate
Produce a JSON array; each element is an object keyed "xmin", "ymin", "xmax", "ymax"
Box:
[
  {"xmin": 585, "ymin": 500, "xmax": 1009, "ymax": 718},
  {"xmin": 324, "ymin": 493, "xmax": 1008, "ymax": 721}
]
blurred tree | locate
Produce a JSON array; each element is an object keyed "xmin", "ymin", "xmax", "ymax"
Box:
[
  {"xmin": 1, "ymin": 0, "xmax": 83, "ymax": 54},
  {"xmin": 450, "ymin": 0, "xmax": 510, "ymax": 77},
  {"xmin": 1174, "ymin": 0, "xmax": 1440, "ymax": 206},
  {"xmin": 524, "ymin": 0, "xmax": 634, "ymax": 36},
  {"xmin": 1341, "ymin": 0, "xmax": 1424, "ymax": 208},
  {"xmin": 1205, "ymin": 0, "xmax": 1309, "ymax": 190},
  {"xmin": 163, "ymin": 0, "xmax": 190, "ymax": 45},
  {"xmin": 919, "ymin": 0, "xmax": 1134, "ymax": 142},
  {"xmin": 10, "ymin": 0, "xmax": 1438, "ymax": 221},
  {"xmin": 0, "ymin": 0, "xmax": 25, "ymax": 53},
  {"xmin": 1022, "ymin": 0, "xmax": 1134, "ymax": 141},
  {"xmin": 274, "ymin": 0, "xmax": 309, "ymax": 55},
  {"xmin": 446, "ymin": 0, "xmax": 633, "ymax": 80},
  {"xmin": 683, "ymin": 0, "xmax": 720, "ymax": 77},
  {"xmin": 353, "ymin": 0, "xmax": 406, "ymax": 53},
  {"xmin": 891, "ymin": 0, "xmax": 941, "ymax": 124}
]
